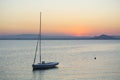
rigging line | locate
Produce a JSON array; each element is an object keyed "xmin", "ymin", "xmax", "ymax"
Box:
[
  {"xmin": 33, "ymin": 39, "xmax": 39, "ymax": 64},
  {"xmin": 33, "ymin": 12, "xmax": 42, "ymax": 64}
]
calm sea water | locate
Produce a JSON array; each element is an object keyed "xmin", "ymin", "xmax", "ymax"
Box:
[{"xmin": 0, "ymin": 40, "xmax": 120, "ymax": 80}]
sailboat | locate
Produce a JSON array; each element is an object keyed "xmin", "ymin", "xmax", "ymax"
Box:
[{"xmin": 32, "ymin": 12, "xmax": 59, "ymax": 70}]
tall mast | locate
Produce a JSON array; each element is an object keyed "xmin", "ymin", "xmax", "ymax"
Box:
[{"xmin": 39, "ymin": 12, "xmax": 42, "ymax": 63}]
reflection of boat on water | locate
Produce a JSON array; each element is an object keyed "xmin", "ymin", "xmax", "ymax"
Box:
[
  {"xmin": 32, "ymin": 68, "xmax": 45, "ymax": 80},
  {"xmin": 32, "ymin": 12, "xmax": 59, "ymax": 70}
]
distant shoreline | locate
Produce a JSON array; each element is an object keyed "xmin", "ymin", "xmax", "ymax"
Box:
[
  {"xmin": 0, "ymin": 38, "xmax": 120, "ymax": 40},
  {"xmin": 0, "ymin": 34, "xmax": 120, "ymax": 40}
]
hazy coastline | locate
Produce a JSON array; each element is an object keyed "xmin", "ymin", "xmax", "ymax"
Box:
[{"xmin": 0, "ymin": 34, "xmax": 120, "ymax": 40}]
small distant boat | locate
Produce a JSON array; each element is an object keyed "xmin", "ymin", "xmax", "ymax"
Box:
[{"xmin": 32, "ymin": 12, "xmax": 59, "ymax": 70}]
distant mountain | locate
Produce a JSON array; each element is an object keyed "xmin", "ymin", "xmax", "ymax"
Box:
[
  {"xmin": 0, "ymin": 34, "xmax": 38, "ymax": 40},
  {"xmin": 0, "ymin": 34, "xmax": 120, "ymax": 40},
  {"xmin": 92, "ymin": 34, "xmax": 119, "ymax": 40}
]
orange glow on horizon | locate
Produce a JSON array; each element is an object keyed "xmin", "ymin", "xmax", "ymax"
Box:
[{"xmin": 0, "ymin": 0, "xmax": 120, "ymax": 36}]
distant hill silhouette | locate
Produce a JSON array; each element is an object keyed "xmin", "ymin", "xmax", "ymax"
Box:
[
  {"xmin": 0, "ymin": 34, "xmax": 120, "ymax": 40},
  {"xmin": 92, "ymin": 34, "xmax": 118, "ymax": 40},
  {"xmin": 0, "ymin": 34, "xmax": 38, "ymax": 40}
]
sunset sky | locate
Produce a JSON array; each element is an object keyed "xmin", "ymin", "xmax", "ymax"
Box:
[{"xmin": 0, "ymin": 0, "xmax": 120, "ymax": 36}]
